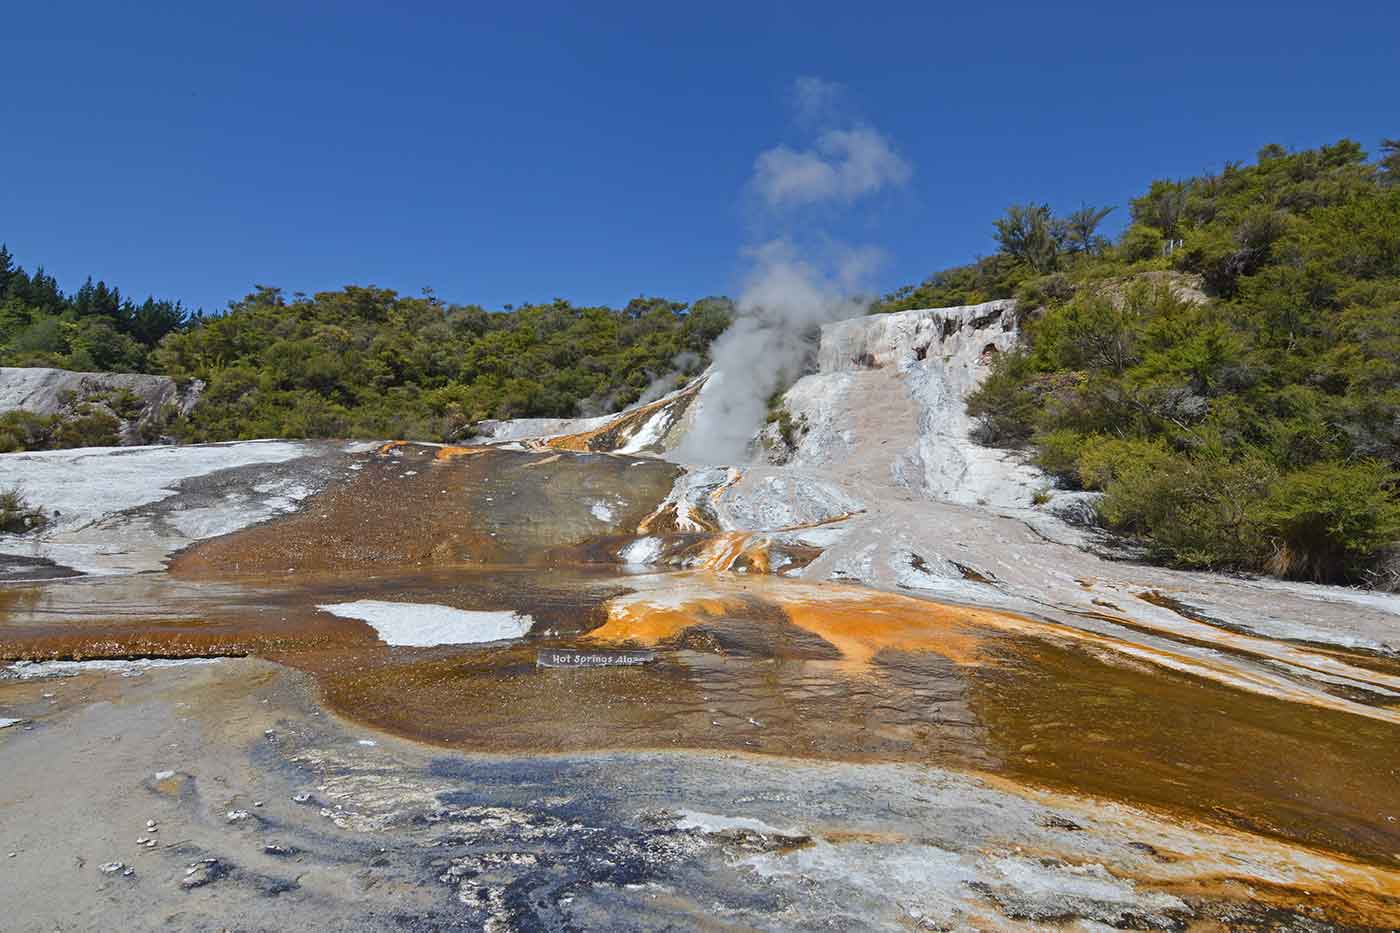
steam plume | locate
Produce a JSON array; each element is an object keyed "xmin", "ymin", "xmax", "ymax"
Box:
[
  {"xmin": 673, "ymin": 240, "xmax": 882, "ymax": 464},
  {"xmin": 673, "ymin": 78, "xmax": 911, "ymax": 465}
]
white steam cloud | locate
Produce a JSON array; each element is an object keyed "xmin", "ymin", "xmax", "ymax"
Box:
[
  {"xmin": 673, "ymin": 241, "xmax": 882, "ymax": 464},
  {"xmin": 675, "ymin": 78, "xmax": 911, "ymax": 466},
  {"xmin": 752, "ymin": 128, "xmax": 911, "ymax": 208}
]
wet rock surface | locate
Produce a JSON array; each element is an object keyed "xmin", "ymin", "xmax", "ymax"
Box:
[{"xmin": 5, "ymin": 658, "xmax": 1398, "ymax": 931}]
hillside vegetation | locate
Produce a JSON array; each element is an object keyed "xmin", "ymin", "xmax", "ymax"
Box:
[
  {"xmin": 0, "ymin": 250, "xmax": 730, "ymax": 444},
  {"xmin": 0, "ymin": 247, "xmax": 188, "ymax": 373},
  {"xmin": 895, "ymin": 138, "xmax": 1400, "ymax": 585},
  {"xmin": 154, "ymin": 289, "xmax": 729, "ymax": 442}
]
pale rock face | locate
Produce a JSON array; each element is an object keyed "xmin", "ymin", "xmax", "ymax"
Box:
[
  {"xmin": 0, "ymin": 367, "xmax": 203, "ymax": 445},
  {"xmin": 775, "ymin": 300, "xmax": 1043, "ymax": 508}
]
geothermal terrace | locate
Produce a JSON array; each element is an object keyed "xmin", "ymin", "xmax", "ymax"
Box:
[{"xmin": 2, "ymin": 302, "xmax": 1399, "ymax": 930}]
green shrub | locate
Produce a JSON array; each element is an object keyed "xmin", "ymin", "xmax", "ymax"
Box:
[
  {"xmin": 1075, "ymin": 435, "xmax": 1174, "ymax": 491},
  {"xmin": 49, "ymin": 407, "xmax": 121, "ymax": 448},
  {"xmin": 1099, "ymin": 452, "xmax": 1276, "ymax": 569},
  {"xmin": 0, "ymin": 487, "xmax": 46, "ymax": 534},
  {"xmin": 1030, "ymin": 429, "xmax": 1087, "ymax": 484},
  {"xmin": 104, "ymin": 387, "xmax": 146, "ymax": 420},
  {"xmin": 0, "ymin": 410, "xmax": 56, "ymax": 452},
  {"xmin": 1251, "ymin": 460, "xmax": 1400, "ymax": 583},
  {"xmin": 966, "ymin": 350, "xmax": 1039, "ymax": 445}
]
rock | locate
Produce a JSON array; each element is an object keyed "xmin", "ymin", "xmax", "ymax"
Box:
[
  {"xmin": 226, "ymin": 809, "xmax": 251, "ymax": 823},
  {"xmin": 99, "ymin": 861, "xmax": 127, "ymax": 875},
  {"xmin": 0, "ymin": 366, "xmax": 202, "ymax": 446},
  {"xmin": 180, "ymin": 858, "xmax": 228, "ymax": 889}
]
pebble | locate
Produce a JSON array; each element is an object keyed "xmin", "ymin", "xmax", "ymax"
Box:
[
  {"xmin": 292, "ymin": 792, "xmax": 313, "ymax": 804},
  {"xmin": 99, "ymin": 861, "xmax": 127, "ymax": 874},
  {"xmin": 180, "ymin": 858, "xmax": 226, "ymax": 889},
  {"xmin": 226, "ymin": 809, "xmax": 251, "ymax": 823}
]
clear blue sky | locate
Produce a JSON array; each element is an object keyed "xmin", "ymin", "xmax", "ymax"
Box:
[{"xmin": 2, "ymin": 1, "xmax": 1397, "ymax": 313}]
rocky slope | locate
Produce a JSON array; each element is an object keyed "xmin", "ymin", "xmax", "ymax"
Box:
[{"xmin": 0, "ymin": 366, "xmax": 202, "ymax": 445}]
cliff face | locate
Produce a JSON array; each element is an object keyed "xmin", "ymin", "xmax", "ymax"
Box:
[
  {"xmin": 0, "ymin": 367, "xmax": 202, "ymax": 446},
  {"xmin": 767, "ymin": 300, "xmax": 1042, "ymax": 508}
]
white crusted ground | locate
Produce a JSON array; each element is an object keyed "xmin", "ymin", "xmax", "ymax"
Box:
[
  {"xmin": 316, "ymin": 600, "xmax": 534, "ymax": 646},
  {"xmin": 0, "ymin": 440, "xmax": 363, "ymax": 574}
]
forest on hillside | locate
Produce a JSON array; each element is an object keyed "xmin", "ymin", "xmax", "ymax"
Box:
[
  {"xmin": 921, "ymin": 137, "xmax": 1400, "ymax": 585},
  {"xmin": 0, "ymin": 250, "xmax": 731, "ymax": 443}
]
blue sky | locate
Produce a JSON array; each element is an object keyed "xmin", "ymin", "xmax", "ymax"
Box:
[{"xmin": 2, "ymin": 1, "xmax": 1397, "ymax": 313}]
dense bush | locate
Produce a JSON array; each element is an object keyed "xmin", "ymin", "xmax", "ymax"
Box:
[
  {"xmin": 154, "ymin": 288, "xmax": 731, "ymax": 442},
  {"xmin": 939, "ymin": 138, "xmax": 1400, "ymax": 584},
  {"xmin": 0, "ymin": 247, "xmax": 188, "ymax": 373},
  {"xmin": 0, "ymin": 243, "xmax": 733, "ymax": 446}
]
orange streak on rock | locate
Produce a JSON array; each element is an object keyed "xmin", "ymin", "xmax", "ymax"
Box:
[
  {"xmin": 781, "ymin": 596, "xmax": 988, "ymax": 671},
  {"xmin": 433, "ymin": 445, "xmax": 490, "ymax": 462},
  {"xmin": 693, "ymin": 532, "xmax": 768, "ymax": 573},
  {"xmin": 588, "ymin": 597, "xmax": 742, "ymax": 645},
  {"xmin": 592, "ymin": 589, "xmax": 992, "ymax": 671}
]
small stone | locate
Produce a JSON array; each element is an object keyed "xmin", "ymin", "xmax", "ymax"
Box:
[
  {"xmin": 253, "ymin": 801, "xmax": 264, "ymax": 808},
  {"xmin": 153, "ymin": 771, "xmax": 175, "ymax": 780},
  {"xmin": 292, "ymin": 792, "xmax": 312, "ymax": 804},
  {"xmin": 144, "ymin": 840, "xmax": 157, "ymax": 848},
  {"xmin": 180, "ymin": 859, "xmax": 228, "ymax": 889},
  {"xmin": 99, "ymin": 861, "xmax": 127, "ymax": 874},
  {"xmin": 7, "ymin": 852, "xmax": 15, "ymax": 858},
  {"xmin": 226, "ymin": 809, "xmax": 251, "ymax": 823},
  {"xmin": 146, "ymin": 819, "xmax": 158, "ymax": 829},
  {"xmin": 137, "ymin": 837, "xmax": 149, "ymax": 845}
]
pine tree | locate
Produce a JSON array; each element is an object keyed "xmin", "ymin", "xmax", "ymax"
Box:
[{"xmin": 0, "ymin": 244, "xmax": 14, "ymax": 298}]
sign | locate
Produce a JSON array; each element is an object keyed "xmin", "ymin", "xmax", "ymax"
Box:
[{"xmin": 536, "ymin": 648, "xmax": 656, "ymax": 668}]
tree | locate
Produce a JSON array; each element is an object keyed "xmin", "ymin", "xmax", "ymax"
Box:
[
  {"xmin": 0, "ymin": 244, "xmax": 13, "ymax": 298},
  {"xmin": 1132, "ymin": 181, "xmax": 1188, "ymax": 239},
  {"xmin": 1064, "ymin": 205, "xmax": 1114, "ymax": 256},
  {"xmin": 1380, "ymin": 138, "xmax": 1400, "ymax": 186},
  {"xmin": 993, "ymin": 203, "xmax": 1062, "ymax": 273}
]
